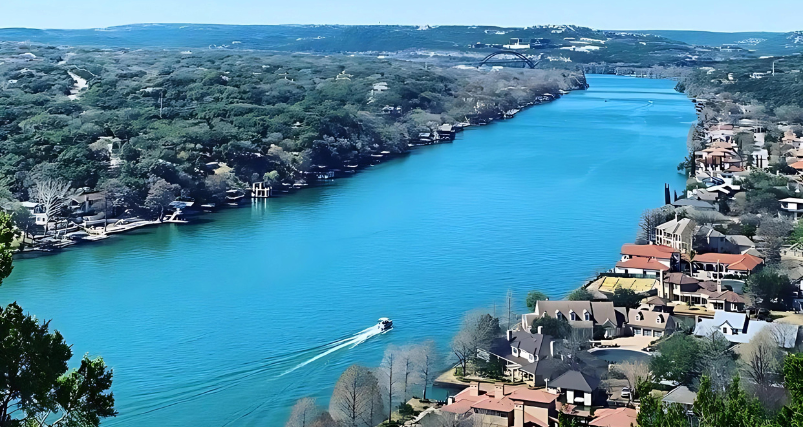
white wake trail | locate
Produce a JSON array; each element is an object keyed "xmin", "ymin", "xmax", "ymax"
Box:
[{"xmin": 279, "ymin": 325, "xmax": 382, "ymax": 376}]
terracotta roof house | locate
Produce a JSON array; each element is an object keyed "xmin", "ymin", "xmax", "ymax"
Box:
[
  {"xmin": 442, "ymin": 382, "xmax": 558, "ymax": 427},
  {"xmin": 546, "ymin": 370, "xmax": 603, "ymax": 407},
  {"xmin": 483, "ymin": 330, "xmax": 558, "ymax": 386},
  {"xmin": 619, "ymin": 244, "xmax": 679, "ymax": 269},
  {"xmin": 614, "ymin": 257, "xmax": 669, "ymax": 277},
  {"xmin": 656, "ymin": 217, "xmax": 696, "ymax": 254},
  {"xmin": 692, "ymin": 253, "xmax": 763, "ymax": 280},
  {"xmin": 627, "ymin": 309, "xmax": 678, "ymax": 338},
  {"xmin": 590, "ymin": 407, "xmax": 639, "ymax": 427},
  {"xmin": 522, "ymin": 301, "xmax": 628, "ymax": 338}
]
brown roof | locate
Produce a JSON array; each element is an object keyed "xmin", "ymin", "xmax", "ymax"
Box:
[
  {"xmin": 708, "ymin": 290, "xmax": 746, "ymax": 303},
  {"xmin": 508, "ymin": 388, "xmax": 558, "ymax": 404},
  {"xmin": 590, "ymin": 407, "xmax": 639, "ymax": 427},
  {"xmin": 616, "ymin": 257, "xmax": 670, "ymax": 271},
  {"xmin": 791, "ymin": 160, "xmax": 803, "ymax": 170},
  {"xmin": 644, "ymin": 296, "xmax": 669, "ymax": 306},
  {"xmin": 620, "ymin": 244, "xmax": 677, "ymax": 259},
  {"xmin": 666, "ymin": 273, "xmax": 699, "ymax": 285},
  {"xmin": 694, "ymin": 253, "xmax": 763, "ymax": 271},
  {"xmin": 443, "ymin": 383, "xmax": 558, "ymax": 415},
  {"xmin": 628, "ymin": 309, "xmax": 674, "ymax": 330}
]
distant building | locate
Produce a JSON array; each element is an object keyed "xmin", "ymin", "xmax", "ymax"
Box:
[
  {"xmin": 655, "ymin": 217, "xmax": 696, "ymax": 254},
  {"xmin": 441, "ymin": 382, "xmax": 558, "ymax": 427},
  {"xmin": 627, "ymin": 308, "xmax": 679, "ymax": 338},
  {"xmin": 523, "ymin": 301, "xmax": 629, "ymax": 338}
]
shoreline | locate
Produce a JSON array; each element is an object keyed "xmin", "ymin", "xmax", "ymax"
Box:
[{"xmin": 15, "ymin": 84, "xmax": 586, "ymax": 258}]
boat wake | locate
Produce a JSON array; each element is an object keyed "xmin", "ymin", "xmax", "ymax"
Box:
[{"xmin": 280, "ymin": 324, "xmax": 384, "ymax": 376}]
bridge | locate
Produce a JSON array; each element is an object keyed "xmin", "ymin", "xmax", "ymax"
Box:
[{"xmin": 478, "ymin": 51, "xmax": 541, "ymax": 69}]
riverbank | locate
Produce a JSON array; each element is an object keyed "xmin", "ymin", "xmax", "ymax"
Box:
[
  {"xmin": 0, "ymin": 76, "xmax": 694, "ymax": 426},
  {"xmin": 14, "ymin": 82, "xmax": 586, "ymax": 257}
]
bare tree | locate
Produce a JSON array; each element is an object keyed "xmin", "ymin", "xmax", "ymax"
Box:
[
  {"xmin": 396, "ymin": 345, "xmax": 416, "ymax": 402},
  {"xmin": 378, "ymin": 347, "xmax": 400, "ymax": 423},
  {"xmin": 431, "ymin": 411, "xmax": 475, "ymax": 427},
  {"xmin": 738, "ymin": 328, "xmax": 783, "ymax": 396},
  {"xmin": 770, "ymin": 323, "xmax": 800, "ymax": 349},
  {"xmin": 32, "ymin": 178, "xmax": 75, "ymax": 235},
  {"xmin": 610, "ymin": 360, "xmax": 651, "ymax": 404},
  {"xmin": 309, "ymin": 412, "xmax": 338, "ymax": 427},
  {"xmin": 286, "ymin": 397, "xmax": 321, "ymax": 427},
  {"xmin": 451, "ymin": 312, "xmax": 500, "ymax": 376},
  {"xmin": 413, "ymin": 340, "xmax": 438, "ymax": 400},
  {"xmin": 697, "ymin": 330, "xmax": 735, "ymax": 392},
  {"xmin": 757, "ymin": 217, "xmax": 793, "ymax": 264},
  {"xmin": 330, "ymin": 365, "xmax": 381, "ymax": 427},
  {"xmin": 637, "ymin": 207, "xmax": 671, "ymax": 244}
]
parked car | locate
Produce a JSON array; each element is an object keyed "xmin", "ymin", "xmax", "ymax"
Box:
[{"xmin": 621, "ymin": 387, "xmax": 631, "ymax": 399}]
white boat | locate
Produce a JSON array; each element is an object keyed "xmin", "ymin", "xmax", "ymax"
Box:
[{"xmin": 378, "ymin": 318, "xmax": 393, "ymax": 332}]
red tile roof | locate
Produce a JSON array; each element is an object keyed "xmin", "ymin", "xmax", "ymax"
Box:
[
  {"xmin": 694, "ymin": 253, "xmax": 763, "ymax": 271},
  {"xmin": 621, "ymin": 244, "xmax": 677, "ymax": 259},
  {"xmin": 508, "ymin": 388, "xmax": 558, "ymax": 404},
  {"xmin": 791, "ymin": 160, "xmax": 803, "ymax": 170},
  {"xmin": 590, "ymin": 407, "xmax": 639, "ymax": 427},
  {"xmin": 616, "ymin": 257, "xmax": 670, "ymax": 272}
]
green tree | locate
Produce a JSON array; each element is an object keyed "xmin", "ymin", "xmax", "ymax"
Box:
[
  {"xmin": 0, "ymin": 212, "xmax": 14, "ymax": 286},
  {"xmin": 566, "ymin": 287, "xmax": 592, "ymax": 301},
  {"xmin": 744, "ymin": 268, "xmax": 793, "ymax": 310},
  {"xmin": 529, "ymin": 316, "xmax": 571, "ymax": 339},
  {"xmin": 650, "ymin": 334, "xmax": 700, "ymax": 385},
  {"xmin": 637, "ymin": 391, "xmax": 689, "ymax": 427},
  {"xmin": 611, "ymin": 288, "xmax": 642, "ymax": 309},
  {"xmin": 525, "ymin": 290, "xmax": 548, "ymax": 312},
  {"xmin": 0, "ymin": 303, "xmax": 117, "ymax": 426}
]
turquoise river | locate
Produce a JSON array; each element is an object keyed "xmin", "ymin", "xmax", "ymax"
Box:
[{"xmin": 0, "ymin": 75, "xmax": 696, "ymax": 426}]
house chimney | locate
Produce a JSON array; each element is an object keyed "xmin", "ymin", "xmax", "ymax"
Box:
[
  {"xmin": 537, "ymin": 326, "xmax": 543, "ymax": 335},
  {"xmin": 494, "ymin": 384, "xmax": 505, "ymax": 399},
  {"xmin": 550, "ymin": 340, "xmax": 555, "ymax": 357},
  {"xmin": 717, "ymin": 282, "xmax": 722, "ymax": 293},
  {"xmin": 469, "ymin": 382, "xmax": 479, "ymax": 397},
  {"xmin": 514, "ymin": 403, "xmax": 525, "ymax": 427},
  {"xmin": 507, "ymin": 330, "xmax": 513, "ymax": 342}
]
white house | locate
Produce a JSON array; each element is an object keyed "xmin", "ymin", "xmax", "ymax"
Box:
[
  {"xmin": 780, "ymin": 198, "xmax": 803, "ymax": 221},
  {"xmin": 21, "ymin": 201, "xmax": 47, "ymax": 226}
]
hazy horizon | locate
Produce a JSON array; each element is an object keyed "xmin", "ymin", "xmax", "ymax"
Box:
[{"xmin": 0, "ymin": 0, "xmax": 799, "ymax": 33}]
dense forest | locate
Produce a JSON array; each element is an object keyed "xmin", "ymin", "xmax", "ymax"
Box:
[{"xmin": 0, "ymin": 41, "xmax": 583, "ymax": 210}]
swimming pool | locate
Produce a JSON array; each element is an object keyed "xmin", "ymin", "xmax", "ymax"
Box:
[{"xmin": 591, "ymin": 349, "xmax": 652, "ymax": 364}]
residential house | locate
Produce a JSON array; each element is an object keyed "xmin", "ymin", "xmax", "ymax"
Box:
[
  {"xmin": 523, "ymin": 301, "xmax": 629, "ymax": 338},
  {"xmin": 441, "ymin": 382, "xmax": 558, "ymax": 427},
  {"xmin": 589, "ymin": 408, "xmax": 639, "ymax": 427},
  {"xmin": 68, "ymin": 191, "xmax": 104, "ymax": 216},
  {"xmin": 692, "ymin": 252, "xmax": 763, "ymax": 280},
  {"xmin": 484, "ymin": 330, "xmax": 557, "ymax": 386},
  {"xmin": 694, "ymin": 311, "xmax": 800, "ymax": 347},
  {"xmin": 723, "ymin": 235, "xmax": 758, "ymax": 256},
  {"xmin": 672, "ymin": 198, "xmax": 715, "ymax": 211},
  {"xmin": 619, "ymin": 244, "xmax": 679, "ymax": 269},
  {"xmin": 545, "ymin": 370, "xmax": 603, "ymax": 407},
  {"xmin": 613, "ymin": 257, "xmax": 669, "ymax": 277},
  {"xmin": 627, "ymin": 308, "xmax": 678, "ymax": 338},
  {"xmin": 20, "ymin": 201, "xmax": 48, "ymax": 227},
  {"xmin": 780, "ymin": 198, "xmax": 803, "ymax": 221},
  {"xmin": 661, "ymin": 386, "xmax": 697, "ymax": 413},
  {"xmin": 655, "ymin": 217, "xmax": 696, "ymax": 254},
  {"xmin": 663, "ymin": 273, "xmax": 745, "ymax": 312},
  {"xmin": 694, "ymin": 225, "xmax": 726, "ymax": 253}
]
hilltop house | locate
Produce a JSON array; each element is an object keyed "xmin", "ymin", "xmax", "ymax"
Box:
[
  {"xmin": 627, "ymin": 308, "xmax": 679, "ymax": 338},
  {"xmin": 780, "ymin": 198, "xmax": 803, "ymax": 222},
  {"xmin": 662, "ymin": 273, "xmax": 745, "ymax": 312},
  {"xmin": 441, "ymin": 382, "xmax": 558, "ymax": 427},
  {"xmin": 655, "ymin": 217, "xmax": 696, "ymax": 254},
  {"xmin": 691, "ymin": 253, "xmax": 763, "ymax": 280},
  {"xmin": 522, "ymin": 301, "xmax": 629, "ymax": 338},
  {"xmin": 20, "ymin": 201, "xmax": 48, "ymax": 227}
]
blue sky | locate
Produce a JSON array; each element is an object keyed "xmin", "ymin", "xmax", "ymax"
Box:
[{"xmin": 0, "ymin": 0, "xmax": 799, "ymax": 32}]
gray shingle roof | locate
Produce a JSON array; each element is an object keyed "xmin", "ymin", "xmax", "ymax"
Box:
[{"xmin": 548, "ymin": 370, "xmax": 600, "ymax": 393}]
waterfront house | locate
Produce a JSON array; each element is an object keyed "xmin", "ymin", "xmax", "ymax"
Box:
[
  {"xmin": 20, "ymin": 201, "xmax": 48, "ymax": 227},
  {"xmin": 655, "ymin": 217, "xmax": 696, "ymax": 254},
  {"xmin": 618, "ymin": 243, "xmax": 679, "ymax": 271},
  {"xmin": 780, "ymin": 198, "xmax": 803, "ymax": 221},
  {"xmin": 693, "ymin": 311, "xmax": 800, "ymax": 348},
  {"xmin": 694, "ymin": 225, "xmax": 726, "ymax": 253},
  {"xmin": 68, "ymin": 191, "xmax": 104, "ymax": 215},
  {"xmin": 627, "ymin": 308, "xmax": 678, "ymax": 338},
  {"xmin": 483, "ymin": 330, "xmax": 558, "ymax": 386},
  {"xmin": 613, "ymin": 257, "xmax": 669, "ymax": 277},
  {"xmin": 523, "ymin": 301, "xmax": 628, "ymax": 338},
  {"xmin": 545, "ymin": 370, "xmax": 603, "ymax": 407},
  {"xmin": 723, "ymin": 235, "xmax": 758, "ymax": 256},
  {"xmin": 589, "ymin": 407, "xmax": 638, "ymax": 427},
  {"xmin": 663, "ymin": 273, "xmax": 745, "ymax": 312},
  {"xmin": 441, "ymin": 382, "xmax": 558, "ymax": 427},
  {"xmin": 691, "ymin": 252, "xmax": 763, "ymax": 280}
]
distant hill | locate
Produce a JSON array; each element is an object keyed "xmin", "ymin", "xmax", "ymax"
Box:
[{"xmin": 631, "ymin": 30, "xmax": 803, "ymax": 56}]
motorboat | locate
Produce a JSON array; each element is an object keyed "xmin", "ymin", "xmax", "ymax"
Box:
[{"xmin": 378, "ymin": 318, "xmax": 393, "ymax": 332}]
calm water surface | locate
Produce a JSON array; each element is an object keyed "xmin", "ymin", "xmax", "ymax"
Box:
[{"xmin": 1, "ymin": 75, "xmax": 694, "ymax": 426}]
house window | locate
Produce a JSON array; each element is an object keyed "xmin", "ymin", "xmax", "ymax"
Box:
[
  {"xmin": 722, "ymin": 327, "xmax": 728, "ymax": 334},
  {"xmin": 528, "ymin": 354, "xmax": 535, "ymax": 363},
  {"xmin": 511, "ymin": 347, "xmax": 519, "ymax": 357},
  {"xmin": 636, "ymin": 313, "xmax": 643, "ymax": 321},
  {"xmin": 656, "ymin": 316, "xmax": 663, "ymax": 324},
  {"xmin": 654, "ymin": 331, "xmax": 663, "ymax": 338},
  {"xmin": 584, "ymin": 312, "xmax": 591, "ymax": 321},
  {"xmin": 570, "ymin": 312, "xmax": 577, "ymax": 321},
  {"xmin": 555, "ymin": 311, "xmax": 563, "ymax": 320},
  {"xmin": 634, "ymin": 328, "xmax": 642, "ymax": 335}
]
